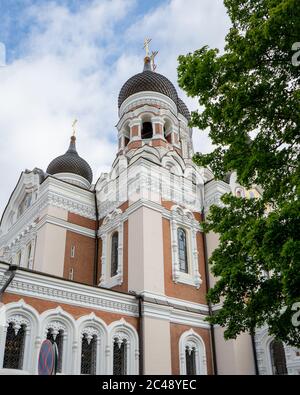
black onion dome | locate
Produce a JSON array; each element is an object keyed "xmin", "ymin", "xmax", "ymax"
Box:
[
  {"xmin": 118, "ymin": 58, "xmax": 178, "ymax": 108},
  {"xmin": 177, "ymin": 98, "xmax": 191, "ymax": 121},
  {"xmin": 47, "ymin": 136, "xmax": 93, "ymax": 184}
]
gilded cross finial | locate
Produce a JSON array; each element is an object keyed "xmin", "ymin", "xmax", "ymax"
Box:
[
  {"xmin": 143, "ymin": 38, "xmax": 152, "ymax": 57},
  {"xmin": 72, "ymin": 119, "xmax": 78, "ymax": 137}
]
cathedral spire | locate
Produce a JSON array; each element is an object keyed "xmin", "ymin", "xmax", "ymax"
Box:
[
  {"xmin": 142, "ymin": 38, "xmax": 158, "ymax": 72},
  {"xmin": 67, "ymin": 134, "xmax": 77, "ymax": 154},
  {"xmin": 68, "ymin": 119, "xmax": 78, "ymax": 153}
]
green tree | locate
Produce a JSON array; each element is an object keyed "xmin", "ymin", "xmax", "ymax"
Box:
[{"xmin": 178, "ymin": 0, "xmax": 300, "ymax": 347}]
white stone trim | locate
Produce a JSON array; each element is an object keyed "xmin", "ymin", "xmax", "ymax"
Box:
[
  {"xmin": 0, "ymin": 171, "xmax": 40, "ymax": 235},
  {"xmin": 75, "ymin": 313, "xmax": 108, "ymax": 375},
  {"xmin": 52, "ymin": 173, "xmax": 91, "ymax": 189},
  {"xmin": 119, "ymin": 91, "xmax": 177, "ymax": 118},
  {"xmin": 0, "ymin": 300, "xmax": 139, "ymax": 375},
  {"xmin": 170, "ymin": 205, "xmax": 202, "ymax": 288},
  {"xmin": 204, "ymin": 180, "xmax": 231, "ymax": 213},
  {"xmin": 142, "ymin": 302, "xmax": 210, "ymax": 329},
  {"xmin": 99, "ymin": 209, "xmax": 124, "ymax": 288},
  {"xmin": 108, "ymin": 319, "xmax": 139, "ymax": 375},
  {"xmin": 0, "ymin": 176, "xmax": 95, "ymax": 253},
  {"xmin": 179, "ymin": 329, "xmax": 207, "ymax": 375},
  {"xmin": 140, "ymin": 291, "xmax": 209, "ymax": 314},
  {"xmin": 0, "ymin": 263, "xmax": 138, "ymax": 317},
  {"xmin": 40, "ymin": 307, "xmax": 76, "ymax": 374},
  {"xmin": 36, "ymin": 215, "xmax": 95, "ymax": 238},
  {"xmin": 0, "ymin": 300, "xmax": 39, "ymax": 374}
]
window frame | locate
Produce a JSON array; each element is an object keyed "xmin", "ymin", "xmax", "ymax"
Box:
[
  {"xmin": 170, "ymin": 206, "xmax": 202, "ymax": 288},
  {"xmin": 99, "ymin": 209, "xmax": 124, "ymax": 288},
  {"xmin": 110, "ymin": 231, "xmax": 119, "ymax": 278},
  {"xmin": 179, "ymin": 329, "xmax": 207, "ymax": 375}
]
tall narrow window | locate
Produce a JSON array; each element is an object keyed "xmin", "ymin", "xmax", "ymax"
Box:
[
  {"xmin": 113, "ymin": 338, "xmax": 127, "ymax": 375},
  {"xmin": 3, "ymin": 323, "xmax": 26, "ymax": 369},
  {"xmin": 185, "ymin": 346, "xmax": 196, "ymax": 375},
  {"xmin": 111, "ymin": 232, "xmax": 119, "ymax": 277},
  {"xmin": 47, "ymin": 329, "xmax": 64, "ymax": 373},
  {"xmin": 81, "ymin": 335, "xmax": 97, "ymax": 375},
  {"xmin": 141, "ymin": 122, "xmax": 153, "ymax": 139},
  {"xmin": 178, "ymin": 228, "xmax": 188, "ymax": 273},
  {"xmin": 270, "ymin": 339, "xmax": 288, "ymax": 375}
]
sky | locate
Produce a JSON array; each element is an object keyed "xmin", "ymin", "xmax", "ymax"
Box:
[{"xmin": 0, "ymin": 0, "xmax": 230, "ymax": 214}]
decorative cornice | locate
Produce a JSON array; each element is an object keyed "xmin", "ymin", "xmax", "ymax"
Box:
[
  {"xmin": 0, "ymin": 263, "xmax": 138, "ymax": 317},
  {"xmin": 119, "ymin": 91, "xmax": 177, "ymax": 119},
  {"xmin": 0, "ymin": 177, "xmax": 96, "ymax": 248},
  {"xmin": 37, "ymin": 215, "xmax": 95, "ymax": 238}
]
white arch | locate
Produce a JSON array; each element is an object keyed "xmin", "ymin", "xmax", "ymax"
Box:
[
  {"xmin": 162, "ymin": 150, "xmax": 186, "ymax": 170},
  {"xmin": 171, "ymin": 205, "xmax": 195, "ymax": 223},
  {"xmin": 0, "ymin": 299, "xmax": 40, "ymax": 374},
  {"xmin": 179, "ymin": 329, "xmax": 207, "ymax": 375},
  {"xmin": 75, "ymin": 313, "xmax": 108, "ymax": 375},
  {"xmin": 162, "ymin": 158, "xmax": 183, "ymax": 176},
  {"xmin": 254, "ymin": 326, "xmax": 298, "ymax": 375},
  {"xmin": 108, "ymin": 318, "xmax": 139, "ymax": 375},
  {"xmin": 40, "ymin": 306, "xmax": 76, "ymax": 374}
]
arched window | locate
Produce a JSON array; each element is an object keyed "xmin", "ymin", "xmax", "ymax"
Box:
[
  {"xmin": 111, "ymin": 232, "xmax": 119, "ymax": 277},
  {"xmin": 141, "ymin": 122, "xmax": 153, "ymax": 139},
  {"xmin": 178, "ymin": 228, "xmax": 188, "ymax": 273},
  {"xmin": 81, "ymin": 334, "xmax": 97, "ymax": 375},
  {"xmin": 47, "ymin": 329, "xmax": 64, "ymax": 373},
  {"xmin": 3, "ymin": 322, "xmax": 26, "ymax": 369},
  {"xmin": 16, "ymin": 251, "xmax": 22, "ymax": 266},
  {"xmin": 179, "ymin": 330, "xmax": 207, "ymax": 375},
  {"xmin": 270, "ymin": 339, "xmax": 288, "ymax": 375},
  {"xmin": 113, "ymin": 338, "xmax": 127, "ymax": 375},
  {"xmin": 26, "ymin": 243, "xmax": 32, "ymax": 268},
  {"xmin": 185, "ymin": 346, "xmax": 196, "ymax": 375}
]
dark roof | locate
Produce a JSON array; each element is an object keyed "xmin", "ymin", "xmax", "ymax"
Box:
[
  {"xmin": 118, "ymin": 58, "xmax": 191, "ymax": 122},
  {"xmin": 118, "ymin": 70, "xmax": 178, "ymax": 108},
  {"xmin": 177, "ymin": 98, "xmax": 191, "ymax": 121},
  {"xmin": 46, "ymin": 136, "xmax": 93, "ymax": 184}
]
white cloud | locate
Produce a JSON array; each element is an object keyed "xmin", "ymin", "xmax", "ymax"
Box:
[{"xmin": 0, "ymin": 0, "xmax": 230, "ymax": 214}]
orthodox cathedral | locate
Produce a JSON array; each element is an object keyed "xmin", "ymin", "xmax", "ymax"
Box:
[{"xmin": 0, "ymin": 46, "xmax": 299, "ymax": 375}]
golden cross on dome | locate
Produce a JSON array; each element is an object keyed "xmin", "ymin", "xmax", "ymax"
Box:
[
  {"xmin": 143, "ymin": 38, "xmax": 152, "ymax": 57},
  {"xmin": 72, "ymin": 119, "xmax": 78, "ymax": 137}
]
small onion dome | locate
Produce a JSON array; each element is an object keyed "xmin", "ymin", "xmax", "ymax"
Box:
[
  {"xmin": 177, "ymin": 97, "xmax": 191, "ymax": 122},
  {"xmin": 46, "ymin": 136, "xmax": 93, "ymax": 184},
  {"xmin": 118, "ymin": 56, "xmax": 178, "ymax": 108}
]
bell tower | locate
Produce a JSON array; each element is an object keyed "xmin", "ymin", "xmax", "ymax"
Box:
[
  {"xmin": 95, "ymin": 41, "xmax": 212, "ymax": 374},
  {"xmin": 116, "ymin": 49, "xmax": 194, "ymax": 162}
]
